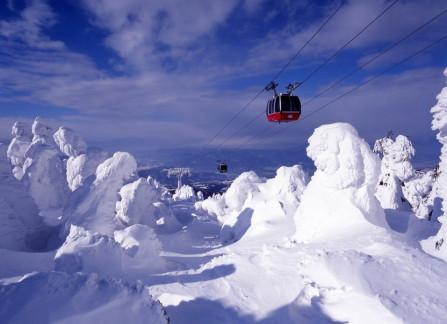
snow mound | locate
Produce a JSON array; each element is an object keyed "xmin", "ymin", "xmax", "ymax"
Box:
[
  {"xmin": 0, "ymin": 144, "xmax": 49, "ymax": 251},
  {"xmin": 63, "ymin": 152, "xmax": 137, "ymax": 236},
  {"xmin": 55, "ymin": 225, "xmax": 165, "ymax": 278},
  {"xmin": 116, "ymin": 177, "xmax": 180, "ymax": 231},
  {"xmin": 293, "ymin": 123, "xmax": 387, "ymax": 243},
  {"xmin": 0, "ymin": 271, "xmax": 169, "ymax": 323},
  {"xmin": 421, "ymin": 67, "xmax": 447, "ymax": 259},
  {"xmin": 197, "ymin": 166, "xmax": 308, "ymax": 242},
  {"xmin": 7, "ymin": 121, "xmax": 32, "ymax": 179},
  {"xmin": 225, "ymin": 171, "xmax": 263, "ymax": 212},
  {"xmin": 173, "ymin": 184, "xmax": 196, "ymax": 201},
  {"xmin": 54, "ymin": 126, "xmax": 87, "ymax": 158}
]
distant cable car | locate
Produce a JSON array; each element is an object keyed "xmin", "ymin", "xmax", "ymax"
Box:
[
  {"xmin": 217, "ymin": 161, "xmax": 228, "ymax": 173},
  {"xmin": 265, "ymin": 81, "xmax": 301, "ymax": 123}
]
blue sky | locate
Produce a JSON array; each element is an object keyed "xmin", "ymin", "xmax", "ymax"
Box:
[{"xmin": 0, "ymin": 0, "xmax": 446, "ymax": 166}]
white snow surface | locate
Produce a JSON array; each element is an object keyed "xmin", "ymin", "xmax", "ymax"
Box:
[
  {"xmin": 55, "ymin": 224, "xmax": 165, "ymax": 279},
  {"xmin": 0, "ymin": 271, "xmax": 168, "ymax": 323},
  {"xmin": 294, "ymin": 123, "xmax": 387, "ymax": 243}
]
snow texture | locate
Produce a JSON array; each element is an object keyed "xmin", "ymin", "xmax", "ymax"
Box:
[
  {"xmin": 54, "ymin": 126, "xmax": 87, "ymax": 158},
  {"xmin": 0, "ymin": 144, "xmax": 49, "ymax": 251},
  {"xmin": 55, "ymin": 224, "xmax": 165, "ymax": 279},
  {"xmin": 293, "ymin": 123, "xmax": 387, "ymax": 243},
  {"xmin": 7, "ymin": 121, "xmax": 32, "ymax": 179},
  {"xmin": 63, "ymin": 152, "xmax": 137, "ymax": 236},
  {"xmin": 0, "ymin": 271, "xmax": 169, "ymax": 323}
]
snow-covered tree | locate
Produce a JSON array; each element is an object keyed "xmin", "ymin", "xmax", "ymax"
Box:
[
  {"xmin": 54, "ymin": 126, "xmax": 108, "ymax": 191},
  {"xmin": 7, "ymin": 121, "xmax": 32, "ymax": 180},
  {"xmin": 421, "ymin": 68, "xmax": 447, "ymax": 259},
  {"xmin": 21, "ymin": 118, "xmax": 69, "ymax": 211},
  {"xmin": 374, "ymin": 133, "xmax": 414, "ymax": 210},
  {"xmin": 293, "ymin": 123, "xmax": 387, "ymax": 243},
  {"xmin": 0, "ymin": 143, "xmax": 49, "ymax": 251}
]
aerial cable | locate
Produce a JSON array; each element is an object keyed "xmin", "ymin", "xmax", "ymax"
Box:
[
  {"xmin": 237, "ymin": 8, "xmax": 446, "ymax": 149},
  {"xmin": 303, "ymin": 8, "xmax": 447, "ymax": 107},
  {"xmin": 201, "ymin": 0, "xmax": 348, "ymax": 150},
  {"xmin": 223, "ymin": 0, "xmax": 399, "ymax": 149},
  {"xmin": 255, "ymin": 33, "xmax": 447, "ymax": 147},
  {"xmin": 269, "ymin": 0, "xmax": 348, "ymax": 82},
  {"xmin": 299, "ymin": 0, "xmax": 398, "ymax": 86}
]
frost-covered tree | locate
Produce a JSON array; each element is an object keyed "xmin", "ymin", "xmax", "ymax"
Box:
[
  {"xmin": 21, "ymin": 118, "xmax": 69, "ymax": 211},
  {"xmin": 0, "ymin": 143, "xmax": 48, "ymax": 251},
  {"xmin": 116, "ymin": 176, "xmax": 180, "ymax": 231},
  {"xmin": 293, "ymin": 123, "xmax": 387, "ymax": 243},
  {"xmin": 7, "ymin": 122, "xmax": 32, "ymax": 180},
  {"xmin": 62, "ymin": 152, "xmax": 137, "ymax": 236},
  {"xmin": 421, "ymin": 68, "xmax": 447, "ymax": 259},
  {"xmin": 374, "ymin": 133, "xmax": 414, "ymax": 210},
  {"xmin": 54, "ymin": 126, "xmax": 108, "ymax": 191}
]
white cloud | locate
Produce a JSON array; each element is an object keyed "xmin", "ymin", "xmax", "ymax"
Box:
[{"xmin": 0, "ymin": 0, "xmax": 64, "ymax": 49}]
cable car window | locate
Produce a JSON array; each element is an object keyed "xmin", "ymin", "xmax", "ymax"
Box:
[
  {"xmin": 290, "ymin": 96, "xmax": 301, "ymax": 111},
  {"xmin": 269, "ymin": 100, "xmax": 273, "ymax": 114},
  {"xmin": 275, "ymin": 98, "xmax": 280, "ymax": 112},
  {"xmin": 281, "ymin": 96, "xmax": 291, "ymax": 111}
]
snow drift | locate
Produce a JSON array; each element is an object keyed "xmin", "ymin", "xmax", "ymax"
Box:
[
  {"xmin": 196, "ymin": 165, "xmax": 308, "ymax": 242},
  {"xmin": 0, "ymin": 271, "xmax": 169, "ymax": 323},
  {"xmin": 55, "ymin": 224, "xmax": 165, "ymax": 279},
  {"xmin": 293, "ymin": 123, "xmax": 387, "ymax": 243}
]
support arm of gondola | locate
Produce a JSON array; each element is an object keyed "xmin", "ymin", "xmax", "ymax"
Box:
[
  {"xmin": 286, "ymin": 81, "xmax": 301, "ymax": 95},
  {"xmin": 265, "ymin": 81, "xmax": 279, "ymax": 96}
]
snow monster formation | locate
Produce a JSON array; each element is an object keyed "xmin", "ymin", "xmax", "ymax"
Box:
[
  {"xmin": 21, "ymin": 118, "xmax": 69, "ymax": 211},
  {"xmin": 196, "ymin": 165, "xmax": 308, "ymax": 242},
  {"xmin": 62, "ymin": 152, "xmax": 138, "ymax": 236},
  {"xmin": 0, "ymin": 144, "xmax": 48, "ymax": 251},
  {"xmin": 293, "ymin": 123, "xmax": 387, "ymax": 243},
  {"xmin": 54, "ymin": 126, "xmax": 108, "ymax": 191},
  {"xmin": 421, "ymin": 68, "xmax": 447, "ymax": 259},
  {"xmin": 374, "ymin": 134, "xmax": 414, "ymax": 210},
  {"xmin": 7, "ymin": 121, "xmax": 32, "ymax": 180}
]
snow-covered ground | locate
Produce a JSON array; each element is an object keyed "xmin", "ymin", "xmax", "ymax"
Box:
[{"xmin": 1, "ymin": 70, "xmax": 447, "ymax": 323}]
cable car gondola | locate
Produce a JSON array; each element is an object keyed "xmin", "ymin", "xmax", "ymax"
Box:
[
  {"xmin": 217, "ymin": 161, "xmax": 228, "ymax": 173},
  {"xmin": 265, "ymin": 81, "xmax": 301, "ymax": 123}
]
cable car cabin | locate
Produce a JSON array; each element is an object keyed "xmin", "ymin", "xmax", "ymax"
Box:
[
  {"xmin": 266, "ymin": 94, "xmax": 301, "ymax": 123},
  {"xmin": 217, "ymin": 162, "xmax": 228, "ymax": 173}
]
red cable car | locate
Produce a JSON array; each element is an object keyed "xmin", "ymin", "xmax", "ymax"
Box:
[{"xmin": 265, "ymin": 81, "xmax": 301, "ymax": 123}]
